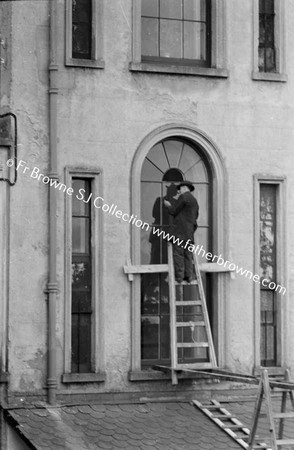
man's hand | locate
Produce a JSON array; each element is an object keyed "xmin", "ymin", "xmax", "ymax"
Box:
[{"xmin": 164, "ymin": 200, "xmax": 171, "ymax": 208}]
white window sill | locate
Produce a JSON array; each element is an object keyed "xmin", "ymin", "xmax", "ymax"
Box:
[
  {"xmin": 129, "ymin": 62, "xmax": 229, "ymax": 78},
  {"xmin": 65, "ymin": 58, "xmax": 105, "ymax": 69},
  {"xmin": 62, "ymin": 372, "xmax": 106, "ymax": 383},
  {"xmin": 252, "ymin": 71, "xmax": 287, "ymax": 82}
]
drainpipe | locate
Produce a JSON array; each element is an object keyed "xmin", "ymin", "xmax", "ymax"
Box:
[{"xmin": 47, "ymin": 0, "xmax": 58, "ymax": 405}]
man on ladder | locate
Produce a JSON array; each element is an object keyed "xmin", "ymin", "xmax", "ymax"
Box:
[{"xmin": 164, "ymin": 181, "xmax": 199, "ymax": 284}]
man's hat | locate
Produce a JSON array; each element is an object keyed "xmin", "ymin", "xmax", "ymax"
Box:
[{"xmin": 177, "ymin": 181, "xmax": 195, "ymax": 192}]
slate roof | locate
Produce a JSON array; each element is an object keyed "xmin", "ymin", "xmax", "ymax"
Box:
[
  {"xmin": 6, "ymin": 401, "xmax": 242, "ymax": 450},
  {"xmin": 5, "ymin": 396, "xmax": 294, "ymax": 450}
]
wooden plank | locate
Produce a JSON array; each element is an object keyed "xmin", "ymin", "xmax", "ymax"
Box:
[
  {"xmin": 193, "ymin": 253, "xmax": 217, "ymax": 367},
  {"xmin": 276, "ymin": 439, "xmax": 294, "ymax": 445},
  {"xmin": 177, "ymin": 342, "xmax": 209, "ymax": 348},
  {"xmin": 124, "ymin": 264, "xmax": 169, "ymax": 274},
  {"xmin": 168, "ymin": 244, "xmax": 178, "ymax": 385},
  {"xmin": 176, "ymin": 362, "xmax": 214, "ymax": 370},
  {"xmin": 273, "ymin": 412, "xmax": 294, "ymax": 418},
  {"xmin": 175, "ymin": 300, "xmax": 202, "ymax": 306},
  {"xmin": 199, "ymin": 263, "xmax": 234, "ymax": 273},
  {"xmin": 176, "ymin": 321, "xmax": 205, "ymax": 327}
]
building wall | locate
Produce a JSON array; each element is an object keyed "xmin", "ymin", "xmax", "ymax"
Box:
[{"xmin": 1, "ymin": 0, "xmax": 294, "ymax": 396}]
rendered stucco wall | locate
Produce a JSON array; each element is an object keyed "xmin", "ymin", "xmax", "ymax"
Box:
[{"xmin": 3, "ymin": 0, "xmax": 294, "ymax": 395}]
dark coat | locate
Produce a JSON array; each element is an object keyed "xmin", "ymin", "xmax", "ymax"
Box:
[{"xmin": 168, "ymin": 191, "xmax": 199, "ymax": 241}]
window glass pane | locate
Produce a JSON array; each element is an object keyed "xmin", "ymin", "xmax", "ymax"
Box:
[
  {"xmin": 184, "ymin": 0, "xmax": 206, "ymax": 21},
  {"xmin": 72, "ymin": 217, "xmax": 90, "ymax": 253},
  {"xmin": 194, "ymin": 184, "xmax": 208, "ymax": 226},
  {"xmin": 160, "ymin": 314, "xmax": 170, "ymax": 359},
  {"xmin": 184, "ymin": 22, "xmax": 206, "ymax": 60},
  {"xmin": 178, "ymin": 144, "xmax": 201, "ymax": 174},
  {"xmin": 185, "ymin": 159, "xmax": 208, "ymax": 182},
  {"xmin": 163, "ymin": 140, "xmax": 182, "ymax": 168},
  {"xmin": 141, "ymin": 0, "xmax": 158, "ymax": 17},
  {"xmin": 72, "ymin": 260, "xmax": 91, "ymax": 290},
  {"xmin": 72, "ymin": 179, "xmax": 90, "ymax": 216},
  {"xmin": 71, "ymin": 314, "xmax": 91, "ymax": 373},
  {"xmin": 72, "ymin": 292, "xmax": 92, "ymax": 313},
  {"xmin": 147, "ymin": 143, "xmax": 169, "ymax": 174},
  {"xmin": 160, "ymin": 0, "xmax": 182, "ymax": 19},
  {"xmin": 141, "ymin": 18, "xmax": 159, "ymax": 57},
  {"xmin": 141, "ymin": 316, "xmax": 159, "ymax": 360},
  {"xmin": 141, "ymin": 274, "xmax": 160, "ymax": 314},
  {"xmin": 264, "ymin": 0, "xmax": 274, "ymax": 14},
  {"xmin": 160, "ymin": 19, "xmax": 182, "ymax": 58},
  {"xmin": 260, "ymin": 184, "xmax": 276, "ymax": 281},
  {"xmin": 141, "ymin": 182, "xmax": 162, "ymax": 225}
]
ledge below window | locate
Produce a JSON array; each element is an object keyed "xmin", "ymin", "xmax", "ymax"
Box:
[
  {"xmin": 129, "ymin": 370, "xmax": 218, "ymax": 382},
  {"xmin": 62, "ymin": 372, "xmax": 106, "ymax": 384},
  {"xmin": 129, "ymin": 62, "xmax": 229, "ymax": 78},
  {"xmin": 252, "ymin": 71, "xmax": 287, "ymax": 82},
  {"xmin": 65, "ymin": 58, "xmax": 105, "ymax": 69}
]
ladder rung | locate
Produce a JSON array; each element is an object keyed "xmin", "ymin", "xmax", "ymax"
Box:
[
  {"xmin": 175, "ymin": 300, "xmax": 202, "ymax": 306},
  {"xmin": 177, "ymin": 342, "xmax": 209, "ymax": 348},
  {"xmin": 212, "ymin": 413, "xmax": 233, "ymax": 419},
  {"xmin": 175, "ymin": 281, "xmax": 198, "ymax": 285},
  {"xmin": 276, "ymin": 439, "xmax": 294, "ymax": 445},
  {"xmin": 274, "ymin": 412, "xmax": 294, "ymax": 418},
  {"xmin": 176, "ymin": 321, "xmax": 205, "ymax": 327},
  {"xmin": 225, "ymin": 424, "xmax": 248, "ymax": 430}
]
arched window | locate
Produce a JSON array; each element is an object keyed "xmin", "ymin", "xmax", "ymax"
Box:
[{"xmin": 140, "ymin": 138, "xmax": 211, "ymax": 366}]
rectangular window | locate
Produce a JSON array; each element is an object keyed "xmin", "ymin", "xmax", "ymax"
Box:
[
  {"xmin": 71, "ymin": 179, "xmax": 92, "ymax": 373},
  {"xmin": 63, "ymin": 170, "xmax": 105, "ymax": 383},
  {"xmin": 141, "ymin": 0, "xmax": 211, "ymax": 66},
  {"xmin": 130, "ymin": 0, "xmax": 228, "ymax": 78},
  {"xmin": 260, "ymin": 184, "xmax": 277, "ymax": 366},
  {"xmin": 72, "ymin": 0, "xmax": 92, "ymax": 59},
  {"xmin": 254, "ymin": 176, "xmax": 286, "ymax": 370},
  {"xmin": 252, "ymin": 0, "xmax": 286, "ymax": 81},
  {"xmin": 65, "ymin": 0, "xmax": 104, "ymax": 68},
  {"xmin": 258, "ymin": 0, "xmax": 276, "ymax": 73}
]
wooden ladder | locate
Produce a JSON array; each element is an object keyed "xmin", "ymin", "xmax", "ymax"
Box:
[
  {"xmin": 167, "ymin": 244, "xmax": 217, "ymax": 384},
  {"xmin": 248, "ymin": 369, "xmax": 294, "ymax": 450}
]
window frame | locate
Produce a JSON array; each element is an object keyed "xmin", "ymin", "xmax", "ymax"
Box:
[
  {"xmin": 130, "ymin": 0, "xmax": 228, "ymax": 78},
  {"xmin": 63, "ymin": 168, "xmax": 105, "ymax": 384},
  {"xmin": 252, "ymin": 0, "xmax": 287, "ymax": 82},
  {"xmin": 65, "ymin": 0, "xmax": 105, "ymax": 69},
  {"xmin": 129, "ymin": 125, "xmax": 227, "ymax": 381},
  {"xmin": 253, "ymin": 175, "xmax": 287, "ymax": 370}
]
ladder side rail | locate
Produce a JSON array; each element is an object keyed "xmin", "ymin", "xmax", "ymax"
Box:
[
  {"xmin": 263, "ymin": 370, "xmax": 278, "ymax": 450},
  {"xmin": 192, "ymin": 252, "xmax": 217, "ymax": 367},
  {"xmin": 248, "ymin": 378, "xmax": 265, "ymax": 450},
  {"xmin": 278, "ymin": 368, "xmax": 294, "ymax": 440},
  {"xmin": 168, "ymin": 243, "xmax": 178, "ymax": 385}
]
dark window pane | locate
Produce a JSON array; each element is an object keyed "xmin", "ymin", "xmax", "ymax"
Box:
[
  {"xmin": 258, "ymin": 1, "xmax": 276, "ymax": 72},
  {"xmin": 72, "ymin": 292, "xmax": 92, "ymax": 313},
  {"xmin": 72, "ymin": 0, "xmax": 92, "ymax": 59},
  {"xmin": 72, "ymin": 260, "xmax": 91, "ymax": 290},
  {"xmin": 71, "ymin": 313, "xmax": 91, "ymax": 373},
  {"xmin": 141, "ymin": 317, "xmax": 159, "ymax": 360},
  {"xmin": 141, "ymin": 274, "xmax": 160, "ymax": 314},
  {"xmin": 141, "ymin": 0, "xmax": 158, "ymax": 17}
]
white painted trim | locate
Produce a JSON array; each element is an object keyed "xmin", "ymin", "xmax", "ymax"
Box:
[{"xmin": 130, "ymin": 123, "xmax": 227, "ymax": 372}]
